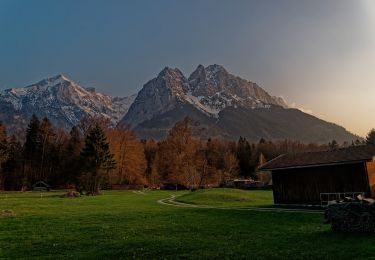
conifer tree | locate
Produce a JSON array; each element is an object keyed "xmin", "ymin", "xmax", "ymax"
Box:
[
  {"xmin": 3, "ymin": 135, "xmax": 22, "ymax": 190},
  {"xmin": 328, "ymin": 140, "xmax": 338, "ymax": 150},
  {"xmin": 0, "ymin": 121, "xmax": 8, "ymax": 190},
  {"xmin": 237, "ymin": 137, "xmax": 255, "ymax": 178},
  {"xmin": 23, "ymin": 114, "xmax": 41, "ymax": 185},
  {"xmin": 366, "ymin": 129, "xmax": 375, "ymax": 145},
  {"xmin": 39, "ymin": 117, "xmax": 56, "ymax": 181},
  {"xmin": 23, "ymin": 114, "xmax": 41, "ymax": 159},
  {"xmin": 79, "ymin": 124, "xmax": 116, "ymax": 195},
  {"xmin": 143, "ymin": 139, "xmax": 158, "ymax": 184},
  {"xmin": 62, "ymin": 126, "xmax": 83, "ymax": 185}
]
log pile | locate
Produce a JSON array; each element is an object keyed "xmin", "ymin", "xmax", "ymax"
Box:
[{"xmin": 324, "ymin": 195, "xmax": 375, "ymax": 232}]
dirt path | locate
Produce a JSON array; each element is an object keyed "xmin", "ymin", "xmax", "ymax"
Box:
[{"xmin": 157, "ymin": 195, "xmax": 324, "ymax": 214}]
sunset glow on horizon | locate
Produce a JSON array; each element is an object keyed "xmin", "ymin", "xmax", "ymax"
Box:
[{"xmin": 0, "ymin": 0, "xmax": 374, "ymax": 136}]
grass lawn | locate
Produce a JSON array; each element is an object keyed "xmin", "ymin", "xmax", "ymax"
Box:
[
  {"xmin": 1, "ymin": 189, "xmax": 375, "ymax": 259},
  {"xmin": 176, "ymin": 188, "xmax": 274, "ymax": 207}
]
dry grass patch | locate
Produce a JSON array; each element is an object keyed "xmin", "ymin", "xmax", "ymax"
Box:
[{"xmin": 1, "ymin": 209, "xmax": 15, "ymax": 218}]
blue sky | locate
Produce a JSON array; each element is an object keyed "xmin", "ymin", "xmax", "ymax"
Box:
[{"xmin": 0, "ymin": 0, "xmax": 374, "ymax": 136}]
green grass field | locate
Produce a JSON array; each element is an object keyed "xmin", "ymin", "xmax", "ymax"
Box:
[
  {"xmin": 176, "ymin": 188, "xmax": 274, "ymax": 207},
  {"xmin": 1, "ymin": 189, "xmax": 375, "ymax": 259}
]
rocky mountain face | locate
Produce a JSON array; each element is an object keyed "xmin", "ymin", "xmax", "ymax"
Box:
[
  {"xmin": 188, "ymin": 64, "xmax": 287, "ymax": 110},
  {"xmin": 0, "ymin": 66, "xmax": 359, "ymax": 143},
  {"xmin": 122, "ymin": 64, "xmax": 287, "ymax": 126},
  {"xmin": 120, "ymin": 68, "xmax": 189, "ymax": 127},
  {"xmin": 0, "ymin": 75, "xmax": 135, "ymax": 131},
  {"xmin": 121, "ymin": 64, "xmax": 359, "ymax": 143}
]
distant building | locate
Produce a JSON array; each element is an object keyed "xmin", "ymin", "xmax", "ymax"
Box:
[
  {"xmin": 259, "ymin": 145, "xmax": 375, "ymax": 205},
  {"xmin": 223, "ymin": 179, "xmax": 264, "ymax": 189},
  {"xmin": 32, "ymin": 181, "xmax": 51, "ymax": 192}
]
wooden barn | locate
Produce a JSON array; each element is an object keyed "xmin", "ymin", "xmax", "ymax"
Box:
[{"xmin": 259, "ymin": 145, "xmax": 375, "ymax": 205}]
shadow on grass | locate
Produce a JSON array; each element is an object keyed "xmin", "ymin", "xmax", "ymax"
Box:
[
  {"xmin": 259, "ymin": 204, "xmax": 324, "ymax": 210},
  {"xmin": 0, "ymin": 192, "xmax": 67, "ymax": 199}
]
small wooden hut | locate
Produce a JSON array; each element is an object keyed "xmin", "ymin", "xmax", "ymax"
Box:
[
  {"xmin": 259, "ymin": 145, "xmax": 375, "ymax": 205},
  {"xmin": 32, "ymin": 181, "xmax": 51, "ymax": 192}
]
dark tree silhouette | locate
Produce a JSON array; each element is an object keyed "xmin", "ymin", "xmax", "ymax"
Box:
[
  {"xmin": 237, "ymin": 137, "xmax": 255, "ymax": 178},
  {"xmin": 328, "ymin": 140, "xmax": 338, "ymax": 150},
  {"xmin": 0, "ymin": 121, "xmax": 8, "ymax": 189},
  {"xmin": 23, "ymin": 114, "xmax": 42, "ymax": 186},
  {"xmin": 3, "ymin": 135, "xmax": 22, "ymax": 190},
  {"xmin": 61, "ymin": 126, "xmax": 83, "ymax": 185},
  {"xmin": 79, "ymin": 124, "xmax": 116, "ymax": 195},
  {"xmin": 366, "ymin": 129, "xmax": 375, "ymax": 145}
]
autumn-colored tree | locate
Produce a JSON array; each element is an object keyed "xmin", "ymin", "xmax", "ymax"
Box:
[
  {"xmin": 106, "ymin": 126, "xmax": 147, "ymax": 185},
  {"xmin": 193, "ymin": 140, "xmax": 211, "ymax": 188},
  {"xmin": 0, "ymin": 113, "xmax": 340, "ymax": 191},
  {"xmin": 195, "ymin": 139, "xmax": 224, "ymax": 187},
  {"xmin": 207, "ymin": 139, "xmax": 238, "ymax": 185},
  {"xmin": 153, "ymin": 117, "xmax": 198, "ymax": 189},
  {"xmin": 221, "ymin": 149, "xmax": 238, "ymax": 183}
]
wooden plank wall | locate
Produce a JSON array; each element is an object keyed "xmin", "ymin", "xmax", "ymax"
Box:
[
  {"xmin": 366, "ymin": 157, "xmax": 375, "ymax": 198},
  {"xmin": 272, "ymin": 163, "xmax": 369, "ymax": 204}
]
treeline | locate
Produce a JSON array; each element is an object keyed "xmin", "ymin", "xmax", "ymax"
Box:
[{"xmin": 1, "ymin": 115, "xmax": 366, "ymax": 193}]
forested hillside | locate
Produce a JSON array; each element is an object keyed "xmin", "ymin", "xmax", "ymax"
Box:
[{"xmin": 0, "ymin": 115, "xmax": 356, "ymax": 192}]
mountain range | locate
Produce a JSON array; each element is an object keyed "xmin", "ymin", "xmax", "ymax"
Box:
[
  {"xmin": 0, "ymin": 65, "xmax": 359, "ymax": 143},
  {"xmin": 0, "ymin": 75, "xmax": 135, "ymax": 132}
]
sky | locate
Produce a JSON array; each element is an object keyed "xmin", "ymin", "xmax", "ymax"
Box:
[{"xmin": 0, "ymin": 0, "xmax": 374, "ymax": 137}]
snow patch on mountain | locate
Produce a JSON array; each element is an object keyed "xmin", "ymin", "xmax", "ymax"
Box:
[
  {"xmin": 122, "ymin": 64, "xmax": 288, "ymax": 127},
  {"xmin": 184, "ymin": 91, "xmax": 220, "ymax": 117},
  {"xmin": 0, "ymin": 74, "xmax": 136, "ymax": 129}
]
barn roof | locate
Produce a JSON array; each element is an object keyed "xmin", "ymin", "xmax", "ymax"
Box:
[
  {"xmin": 259, "ymin": 145, "xmax": 375, "ymax": 171},
  {"xmin": 32, "ymin": 181, "xmax": 51, "ymax": 188}
]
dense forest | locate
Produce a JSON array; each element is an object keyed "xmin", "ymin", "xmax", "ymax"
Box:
[{"xmin": 0, "ymin": 115, "xmax": 369, "ymax": 194}]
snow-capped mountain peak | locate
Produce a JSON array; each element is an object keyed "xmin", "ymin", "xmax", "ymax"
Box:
[
  {"xmin": 27, "ymin": 74, "xmax": 72, "ymax": 89},
  {"xmin": 120, "ymin": 64, "xmax": 358, "ymax": 143},
  {"xmin": 122, "ymin": 64, "xmax": 288, "ymax": 126},
  {"xmin": 0, "ymin": 75, "xmax": 135, "ymax": 131}
]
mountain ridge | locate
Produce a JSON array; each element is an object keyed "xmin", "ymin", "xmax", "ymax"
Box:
[
  {"xmin": 0, "ymin": 66, "xmax": 361, "ymax": 143},
  {"xmin": 0, "ymin": 74, "xmax": 135, "ymax": 132},
  {"xmin": 122, "ymin": 64, "xmax": 287, "ymax": 127},
  {"xmin": 120, "ymin": 64, "xmax": 359, "ymax": 143}
]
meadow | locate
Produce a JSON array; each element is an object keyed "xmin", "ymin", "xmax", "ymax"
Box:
[{"xmin": 1, "ymin": 189, "xmax": 375, "ymax": 259}]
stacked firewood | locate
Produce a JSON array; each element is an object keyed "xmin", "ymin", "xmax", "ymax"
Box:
[{"xmin": 324, "ymin": 195, "xmax": 375, "ymax": 232}]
